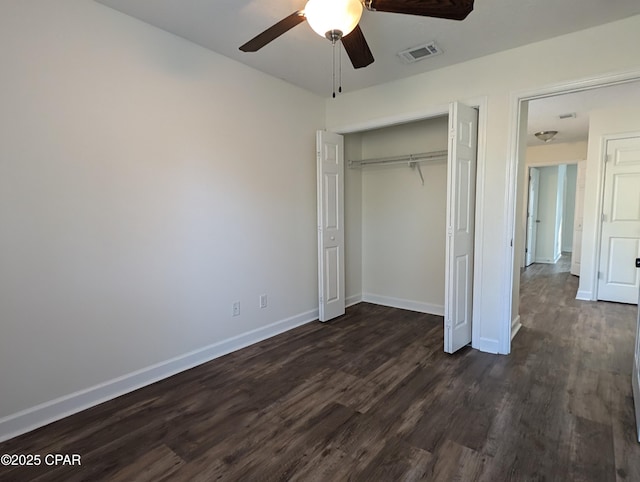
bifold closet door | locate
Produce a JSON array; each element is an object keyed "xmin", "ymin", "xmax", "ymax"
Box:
[
  {"xmin": 316, "ymin": 130, "xmax": 345, "ymax": 322},
  {"xmin": 444, "ymin": 102, "xmax": 478, "ymax": 354}
]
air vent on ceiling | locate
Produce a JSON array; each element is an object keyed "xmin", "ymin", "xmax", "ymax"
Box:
[
  {"xmin": 559, "ymin": 112, "xmax": 577, "ymax": 119},
  {"xmin": 398, "ymin": 41, "xmax": 443, "ymax": 64}
]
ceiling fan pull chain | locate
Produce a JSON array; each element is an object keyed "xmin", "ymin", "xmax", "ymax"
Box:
[
  {"xmin": 339, "ymin": 41, "xmax": 342, "ymax": 94},
  {"xmin": 332, "ymin": 38, "xmax": 337, "ymax": 98}
]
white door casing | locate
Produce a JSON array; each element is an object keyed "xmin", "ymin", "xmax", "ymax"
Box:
[
  {"xmin": 571, "ymin": 160, "xmax": 586, "ymax": 276},
  {"xmin": 525, "ymin": 167, "xmax": 540, "ymax": 267},
  {"xmin": 444, "ymin": 102, "xmax": 478, "ymax": 354},
  {"xmin": 317, "ymin": 130, "xmax": 345, "ymax": 322},
  {"xmin": 633, "ymin": 261, "xmax": 640, "ymax": 442},
  {"xmin": 597, "ymin": 136, "xmax": 640, "ymax": 304}
]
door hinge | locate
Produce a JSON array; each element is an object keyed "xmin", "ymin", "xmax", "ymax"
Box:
[
  {"xmin": 449, "ymin": 128, "xmax": 456, "ymax": 140},
  {"xmin": 447, "ymin": 226, "xmax": 453, "ymax": 237},
  {"xmin": 605, "ymin": 154, "xmax": 610, "ymax": 163},
  {"xmin": 601, "ymin": 213, "xmax": 606, "ymax": 223}
]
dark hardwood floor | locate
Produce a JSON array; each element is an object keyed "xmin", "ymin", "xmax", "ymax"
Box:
[{"xmin": 2, "ymin": 256, "xmax": 639, "ymax": 481}]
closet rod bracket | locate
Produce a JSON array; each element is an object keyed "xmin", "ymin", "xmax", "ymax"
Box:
[{"xmin": 408, "ymin": 159, "xmax": 424, "ymax": 186}]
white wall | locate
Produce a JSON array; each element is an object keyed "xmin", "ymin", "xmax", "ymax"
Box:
[
  {"xmin": 326, "ymin": 14, "xmax": 640, "ymax": 353},
  {"xmin": 0, "ymin": 0, "xmax": 324, "ymax": 438},
  {"xmin": 344, "ymin": 133, "xmax": 363, "ymax": 304},
  {"xmin": 350, "ymin": 117, "xmax": 449, "ymax": 313},
  {"xmin": 527, "ymin": 142, "xmax": 588, "ymax": 165},
  {"xmin": 578, "ymin": 105, "xmax": 640, "ymax": 300}
]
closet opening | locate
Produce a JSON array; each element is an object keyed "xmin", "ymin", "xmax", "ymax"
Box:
[
  {"xmin": 317, "ymin": 102, "xmax": 480, "ymax": 354},
  {"xmin": 345, "ymin": 116, "xmax": 450, "ymax": 318}
]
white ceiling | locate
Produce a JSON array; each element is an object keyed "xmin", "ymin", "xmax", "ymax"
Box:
[
  {"xmin": 94, "ymin": 0, "xmax": 640, "ymax": 145},
  {"xmin": 96, "ymin": 0, "xmax": 640, "ymax": 97},
  {"xmin": 526, "ymin": 81, "xmax": 640, "ymax": 146}
]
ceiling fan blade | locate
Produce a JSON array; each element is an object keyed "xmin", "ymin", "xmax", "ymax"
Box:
[
  {"xmin": 341, "ymin": 25, "xmax": 374, "ymax": 69},
  {"xmin": 365, "ymin": 0, "xmax": 474, "ymax": 20},
  {"xmin": 239, "ymin": 11, "xmax": 306, "ymax": 52}
]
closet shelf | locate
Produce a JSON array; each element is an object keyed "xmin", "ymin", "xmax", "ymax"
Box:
[{"xmin": 348, "ymin": 149, "xmax": 448, "ymax": 186}]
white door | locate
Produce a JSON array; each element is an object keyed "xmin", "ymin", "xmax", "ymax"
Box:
[
  {"xmin": 444, "ymin": 102, "xmax": 478, "ymax": 354},
  {"xmin": 525, "ymin": 167, "xmax": 540, "ymax": 267},
  {"xmin": 571, "ymin": 160, "xmax": 586, "ymax": 276},
  {"xmin": 633, "ymin": 258, "xmax": 640, "ymax": 442},
  {"xmin": 317, "ymin": 130, "xmax": 345, "ymax": 322},
  {"xmin": 597, "ymin": 136, "xmax": 640, "ymax": 304}
]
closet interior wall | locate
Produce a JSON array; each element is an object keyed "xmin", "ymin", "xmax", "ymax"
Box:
[{"xmin": 344, "ymin": 116, "xmax": 449, "ymax": 314}]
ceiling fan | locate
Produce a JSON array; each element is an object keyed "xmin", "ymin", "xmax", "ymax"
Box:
[{"xmin": 239, "ymin": 0, "xmax": 475, "ymax": 69}]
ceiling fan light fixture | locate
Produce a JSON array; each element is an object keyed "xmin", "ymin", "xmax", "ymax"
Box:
[
  {"xmin": 534, "ymin": 130, "xmax": 558, "ymax": 142},
  {"xmin": 304, "ymin": 0, "xmax": 363, "ymax": 40}
]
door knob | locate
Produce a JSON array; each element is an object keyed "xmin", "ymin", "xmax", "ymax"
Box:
[
  {"xmin": 535, "ymin": 220, "xmax": 541, "ymax": 223},
  {"xmin": 330, "ymin": 236, "xmax": 335, "ymax": 241},
  {"xmin": 636, "ymin": 258, "xmax": 640, "ymax": 268}
]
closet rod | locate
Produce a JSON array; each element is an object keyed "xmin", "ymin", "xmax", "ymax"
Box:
[{"xmin": 348, "ymin": 149, "xmax": 448, "ymax": 168}]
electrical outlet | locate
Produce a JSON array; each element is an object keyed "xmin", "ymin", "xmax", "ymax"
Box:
[
  {"xmin": 232, "ymin": 301, "xmax": 240, "ymax": 317},
  {"xmin": 259, "ymin": 294, "xmax": 267, "ymax": 308}
]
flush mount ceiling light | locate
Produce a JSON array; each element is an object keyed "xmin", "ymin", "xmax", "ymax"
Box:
[
  {"xmin": 535, "ymin": 130, "xmax": 558, "ymax": 142},
  {"xmin": 304, "ymin": 0, "xmax": 363, "ymax": 42}
]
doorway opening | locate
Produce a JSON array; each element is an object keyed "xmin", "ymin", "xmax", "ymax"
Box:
[
  {"xmin": 507, "ymin": 74, "xmax": 640, "ymax": 350},
  {"xmin": 524, "ymin": 163, "xmax": 580, "ymax": 270},
  {"xmin": 344, "ymin": 116, "xmax": 450, "ymax": 319}
]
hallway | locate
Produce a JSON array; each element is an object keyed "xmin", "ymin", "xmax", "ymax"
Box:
[{"xmin": 515, "ymin": 254, "xmax": 639, "ymax": 480}]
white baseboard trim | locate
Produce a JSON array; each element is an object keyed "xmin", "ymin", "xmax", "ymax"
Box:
[
  {"xmin": 0, "ymin": 308, "xmax": 318, "ymax": 443},
  {"xmin": 473, "ymin": 337, "xmax": 500, "ymax": 354},
  {"xmin": 346, "ymin": 294, "xmax": 362, "ymax": 308},
  {"xmin": 361, "ymin": 293, "xmax": 444, "ymax": 316},
  {"xmin": 511, "ymin": 315, "xmax": 522, "ymax": 340},
  {"xmin": 576, "ymin": 290, "xmax": 593, "ymax": 301},
  {"xmin": 534, "ymin": 257, "xmax": 557, "ymax": 264}
]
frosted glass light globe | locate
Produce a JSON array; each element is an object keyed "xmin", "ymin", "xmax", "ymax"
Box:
[{"xmin": 305, "ymin": 0, "xmax": 363, "ymax": 39}]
